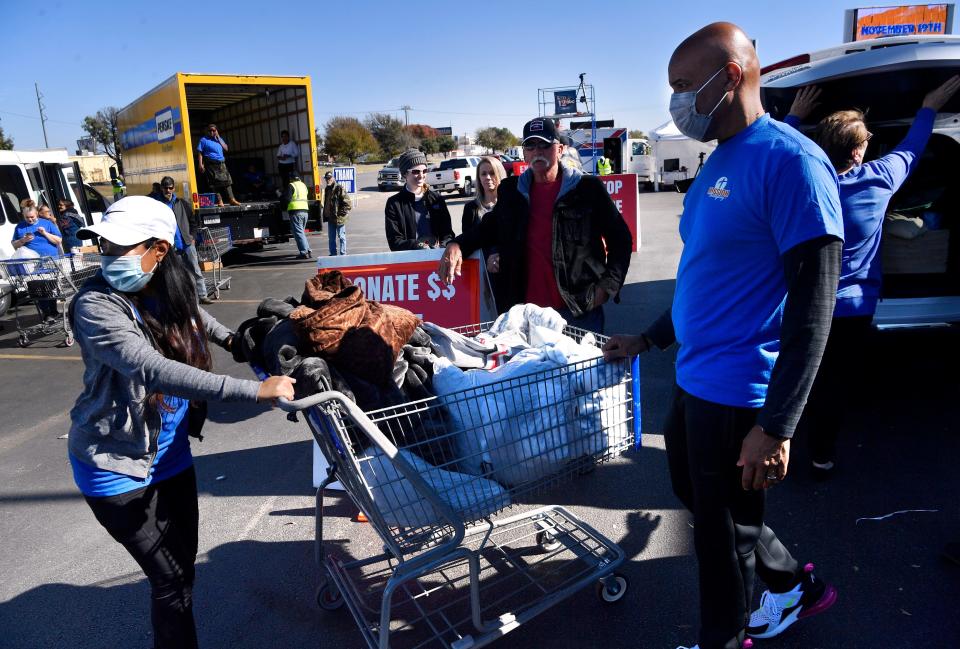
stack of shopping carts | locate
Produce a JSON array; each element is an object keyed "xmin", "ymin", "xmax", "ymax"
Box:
[
  {"xmin": 260, "ymin": 323, "xmax": 641, "ymax": 649},
  {"xmin": 0, "ymin": 253, "xmax": 102, "ymax": 347},
  {"xmin": 195, "ymin": 226, "xmax": 233, "ymax": 299}
]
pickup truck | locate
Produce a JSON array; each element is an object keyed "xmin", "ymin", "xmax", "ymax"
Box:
[
  {"xmin": 428, "ymin": 157, "xmax": 480, "ymax": 196},
  {"xmin": 377, "ymin": 158, "xmax": 403, "ymax": 191}
]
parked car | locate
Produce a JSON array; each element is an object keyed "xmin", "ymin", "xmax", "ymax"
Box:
[
  {"xmin": 428, "ymin": 157, "xmax": 480, "ymax": 196},
  {"xmin": 377, "ymin": 158, "xmax": 403, "ymax": 191},
  {"xmin": 760, "ymin": 34, "xmax": 960, "ymax": 327}
]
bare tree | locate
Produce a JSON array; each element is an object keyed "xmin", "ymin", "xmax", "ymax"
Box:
[{"xmin": 82, "ymin": 107, "xmax": 122, "ymax": 172}]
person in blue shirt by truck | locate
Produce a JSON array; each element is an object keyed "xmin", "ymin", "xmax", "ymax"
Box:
[
  {"xmin": 783, "ymin": 75, "xmax": 960, "ymax": 475},
  {"xmin": 196, "ymin": 123, "xmax": 241, "ymax": 207}
]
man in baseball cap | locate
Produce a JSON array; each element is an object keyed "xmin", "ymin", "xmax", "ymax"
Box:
[{"xmin": 438, "ymin": 117, "xmax": 631, "ymax": 333}]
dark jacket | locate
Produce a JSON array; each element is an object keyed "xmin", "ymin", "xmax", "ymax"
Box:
[
  {"xmin": 461, "ymin": 200, "xmax": 484, "ymax": 235},
  {"xmin": 454, "ymin": 165, "xmax": 632, "ymax": 317},
  {"xmin": 384, "ymin": 187, "xmax": 454, "ymax": 251},
  {"xmin": 321, "ymin": 182, "xmax": 352, "ymax": 226}
]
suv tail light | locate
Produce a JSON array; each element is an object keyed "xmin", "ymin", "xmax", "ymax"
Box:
[
  {"xmin": 454, "ymin": 170, "xmax": 461, "ymax": 181},
  {"xmin": 761, "ymin": 54, "xmax": 810, "ymax": 76}
]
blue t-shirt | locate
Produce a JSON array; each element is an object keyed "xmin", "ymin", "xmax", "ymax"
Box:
[
  {"xmin": 414, "ymin": 197, "xmax": 432, "ymax": 241},
  {"xmin": 69, "ymin": 394, "xmax": 193, "ymax": 497},
  {"xmin": 786, "ymin": 108, "xmax": 934, "ymax": 317},
  {"xmin": 673, "ymin": 115, "xmax": 843, "ymax": 408},
  {"xmin": 13, "ymin": 219, "xmax": 62, "ymax": 257},
  {"xmin": 197, "ymin": 136, "xmax": 225, "ymax": 161}
]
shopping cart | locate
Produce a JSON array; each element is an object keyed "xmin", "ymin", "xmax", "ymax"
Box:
[
  {"xmin": 257, "ymin": 323, "xmax": 641, "ymax": 649},
  {"xmin": 195, "ymin": 226, "xmax": 233, "ymax": 299},
  {"xmin": 0, "ymin": 253, "xmax": 102, "ymax": 347}
]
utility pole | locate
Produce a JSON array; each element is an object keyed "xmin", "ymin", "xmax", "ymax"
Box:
[
  {"xmin": 35, "ymin": 82, "xmax": 49, "ymax": 148},
  {"xmin": 401, "ymin": 105, "xmax": 411, "ymax": 126}
]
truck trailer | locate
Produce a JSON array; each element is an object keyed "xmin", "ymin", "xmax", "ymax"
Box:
[{"xmin": 118, "ymin": 73, "xmax": 320, "ymax": 244}]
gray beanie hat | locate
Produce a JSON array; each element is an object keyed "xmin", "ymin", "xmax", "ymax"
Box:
[{"xmin": 398, "ymin": 148, "xmax": 428, "ymax": 175}]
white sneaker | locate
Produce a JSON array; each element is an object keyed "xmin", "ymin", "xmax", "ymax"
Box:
[{"xmin": 747, "ymin": 563, "xmax": 837, "ymax": 639}]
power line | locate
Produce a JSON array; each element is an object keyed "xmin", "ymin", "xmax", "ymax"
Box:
[{"xmin": 0, "ymin": 108, "xmax": 80, "ymax": 126}]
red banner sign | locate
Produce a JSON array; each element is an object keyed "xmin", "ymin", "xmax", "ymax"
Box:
[
  {"xmin": 600, "ymin": 173, "xmax": 641, "ymax": 251},
  {"xmin": 316, "ymin": 249, "xmax": 496, "ymax": 328}
]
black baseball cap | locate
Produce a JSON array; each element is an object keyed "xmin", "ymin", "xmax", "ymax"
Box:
[
  {"xmin": 324, "ymin": 171, "xmax": 333, "ymax": 179},
  {"xmin": 522, "ymin": 117, "xmax": 559, "ymax": 144}
]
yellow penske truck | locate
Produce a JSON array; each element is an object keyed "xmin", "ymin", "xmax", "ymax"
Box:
[{"xmin": 118, "ymin": 73, "xmax": 320, "ymax": 244}]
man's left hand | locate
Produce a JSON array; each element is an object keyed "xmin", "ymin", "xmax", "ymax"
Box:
[
  {"xmin": 592, "ymin": 288, "xmax": 611, "ymax": 309},
  {"xmin": 737, "ymin": 425, "xmax": 790, "ymax": 490}
]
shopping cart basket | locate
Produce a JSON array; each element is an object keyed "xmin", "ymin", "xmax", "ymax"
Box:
[
  {"xmin": 256, "ymin": 323, "xmax": 641, "ymax": 649},
  {"xmin": 195, "ymin": 226, "xmax": 233, "ymax": 299},
  {"xmin": 0, "ymin": 253, "xmax": 102, "ymax": 347}
]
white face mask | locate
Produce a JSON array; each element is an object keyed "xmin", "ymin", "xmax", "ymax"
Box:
[{"xmin": 669, "ymin": 66, "xmax": 729, "ymax": 142}]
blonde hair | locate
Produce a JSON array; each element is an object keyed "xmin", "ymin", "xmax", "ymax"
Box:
[
  {"xmin": 814, "ymin": 109, "xmax": 870, "ymax": 171},
  {"xmin": 475, "ymin": 156, "xmax": 506, "ymax": 206}
]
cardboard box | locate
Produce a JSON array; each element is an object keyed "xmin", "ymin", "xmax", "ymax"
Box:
[{"xmin": 200, "ymin": 260, "xmax": 222, "ymax": 271}]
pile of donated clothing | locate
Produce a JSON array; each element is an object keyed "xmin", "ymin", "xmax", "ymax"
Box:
[{"xmin": 236, "ymin": 270, "xmax": 628, "ymax": 528}]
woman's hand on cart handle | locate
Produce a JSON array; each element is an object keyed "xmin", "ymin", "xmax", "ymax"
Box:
[
  {"xmin": 438, "ymin": 243, "xmax": 462, "ymax": 285},
  {"xmin": 257, "ymin": 376, "xmax": 296, "ymax": 404},
  {"xmin": 602, "ymin": 334, "xmax": 649, "ymax": 361}
]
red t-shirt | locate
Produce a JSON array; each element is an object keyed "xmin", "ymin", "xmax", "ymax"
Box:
[{"xmin": 525, "ymin": 177, "xmax": 565, "ymax": 309}]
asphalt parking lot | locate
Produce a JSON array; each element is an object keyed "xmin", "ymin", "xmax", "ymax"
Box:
[{"xmin": 1, "ymin": 186, "xmax": 958, "ymax": 649}]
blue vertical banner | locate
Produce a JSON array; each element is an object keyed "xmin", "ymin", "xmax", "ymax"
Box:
[
  {"xmin": 333, "ymin": 166, "xmax": 356, "ymax": 194},
  {"xmin": 554, "ymin": 89, "xmax": 578, "ymax": 115}
]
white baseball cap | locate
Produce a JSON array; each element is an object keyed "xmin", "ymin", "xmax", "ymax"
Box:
[{"xmin": 78, "ymin": 196, "xmax": 177, "ymax": 246}]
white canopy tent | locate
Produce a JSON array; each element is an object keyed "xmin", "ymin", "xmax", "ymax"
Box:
[{"xmin": 648, "ymin": 120, "xmax": 717, "ymax": 189}]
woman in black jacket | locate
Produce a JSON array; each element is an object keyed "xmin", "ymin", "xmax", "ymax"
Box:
[{"xmin": 384, "ymin": 148, "xmax": 453, "ymax": 251}]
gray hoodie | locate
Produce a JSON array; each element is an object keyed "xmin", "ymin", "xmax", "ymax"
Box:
[{"xmin": 68, "ymin": 274, "xmax": 262, "ymax": 479}]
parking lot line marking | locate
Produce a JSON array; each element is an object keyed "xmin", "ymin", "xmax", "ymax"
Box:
[
  {"xmin": 0, "ymin": 354, "xmax": 81, "ymax": 361},
  {"xmin": 208, "ymin": 299, "xmax": 261, "ymax": 304}
]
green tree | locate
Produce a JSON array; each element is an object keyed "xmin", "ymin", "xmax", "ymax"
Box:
[
  {"xmin": 475, "ymin": 127, "xmax": 518, "ymax": 153},
  {"xmin": 0, "ymin": 125, "xmax": 13, "ymax": 150},
  {"xmin": 82, "ymin": 107, "xmax": 122, "ymax": 172},
  {"xmin": 435, "ymin": 135, "xmax": 456, "ymax": 157},
  {"xmin": 323, "ymin": 116, "xmax": 378, "ymax": 164},
  {"xmin": 365, "ymin": 113, "xmax": 418, "ymax": 158},
  {"xmin": 420, "ymin": 137, "xmax": 439, "ymax": 155},
  {"xmin": 628, "ymin": 129, "xmax": 647, "ymax": 139}
]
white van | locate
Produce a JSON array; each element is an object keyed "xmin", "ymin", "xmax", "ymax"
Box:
[
  {"xmin": 0, "ymin": 149, "xmax": 95, "ymax": 316},
  {"xmin": 760, "ymin": 35, "xmax": 960, "ymax": 327}
]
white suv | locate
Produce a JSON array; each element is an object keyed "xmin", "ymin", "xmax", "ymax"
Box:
[{"xmin": 761, "ymin": 35, "xmax": 960, "ymax": 327}]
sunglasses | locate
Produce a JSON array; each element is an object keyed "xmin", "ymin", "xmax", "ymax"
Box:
[
  {"xmin": 99, "ymin": 240, "xmax": 152, "ymax": 256},
  {"xmin": 161, "ymin": 185, "xmax": 174, "ymax": 190},
  {"xmin": 523, "ymin": 140, "xmax": 555, "ymax": 151},
  {"xmin": 408, "ymin": 169, "xmax": 428, "ymax": 175}
]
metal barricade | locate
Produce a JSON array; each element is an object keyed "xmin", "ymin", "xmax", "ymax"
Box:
[
  {"xmin": 258, "ymin": 324, "xmax": 642, "ymax": 649},
  {"xmin": 195, "ymin": 226, "xmax": 233, "ymax": 299},
  {"xmin": 0, "ymin": 253, "xmax": 101, "ymax": 347}
]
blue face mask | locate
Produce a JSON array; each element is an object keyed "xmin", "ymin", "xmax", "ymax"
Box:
[
  {"xmin": 669, "ymin": 66, "xmax": 729, "ymax": 142},
  {"xmin": 101, "ymin": 254, "xmax": 156, "ymax": 293}
]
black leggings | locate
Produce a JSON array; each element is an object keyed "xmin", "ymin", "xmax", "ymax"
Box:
[
  {"xmin": 664, "ymin": 386, "xmax": 800, "ymax": 649},
  {"xmin": 85, "ymin": 467, "xmax": 199, "ymax": 649},
  {"xmin": 799, "ymin": 315, "xmax": 873, "ymax": 464}
]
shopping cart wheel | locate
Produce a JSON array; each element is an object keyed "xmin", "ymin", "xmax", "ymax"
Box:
[
  {"xmin": 223, "ymin": 279, "xmax": 231, "ymax": 290},
  {"xmin": 536, "ymin": 531, "xmax": 562, "ymax": 553},
  {"xmin": 316, "ymin": 580, "xmax": 344, "ymax": 611},
  {"xmin": 17, "ymin": 335, "xmax": 29, "ymax": 348},
  {"xmin": 64, "ymin": 334, "xmax": 75, "ymax": 347},
  {"xmin": 596, "ymin": 574, "xmax": 628, "ymax": 603}
]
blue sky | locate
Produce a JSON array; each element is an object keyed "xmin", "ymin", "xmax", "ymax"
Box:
[{"xmin": 1, "ymin": 1, "xmax": 947, "ymax": 150}]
